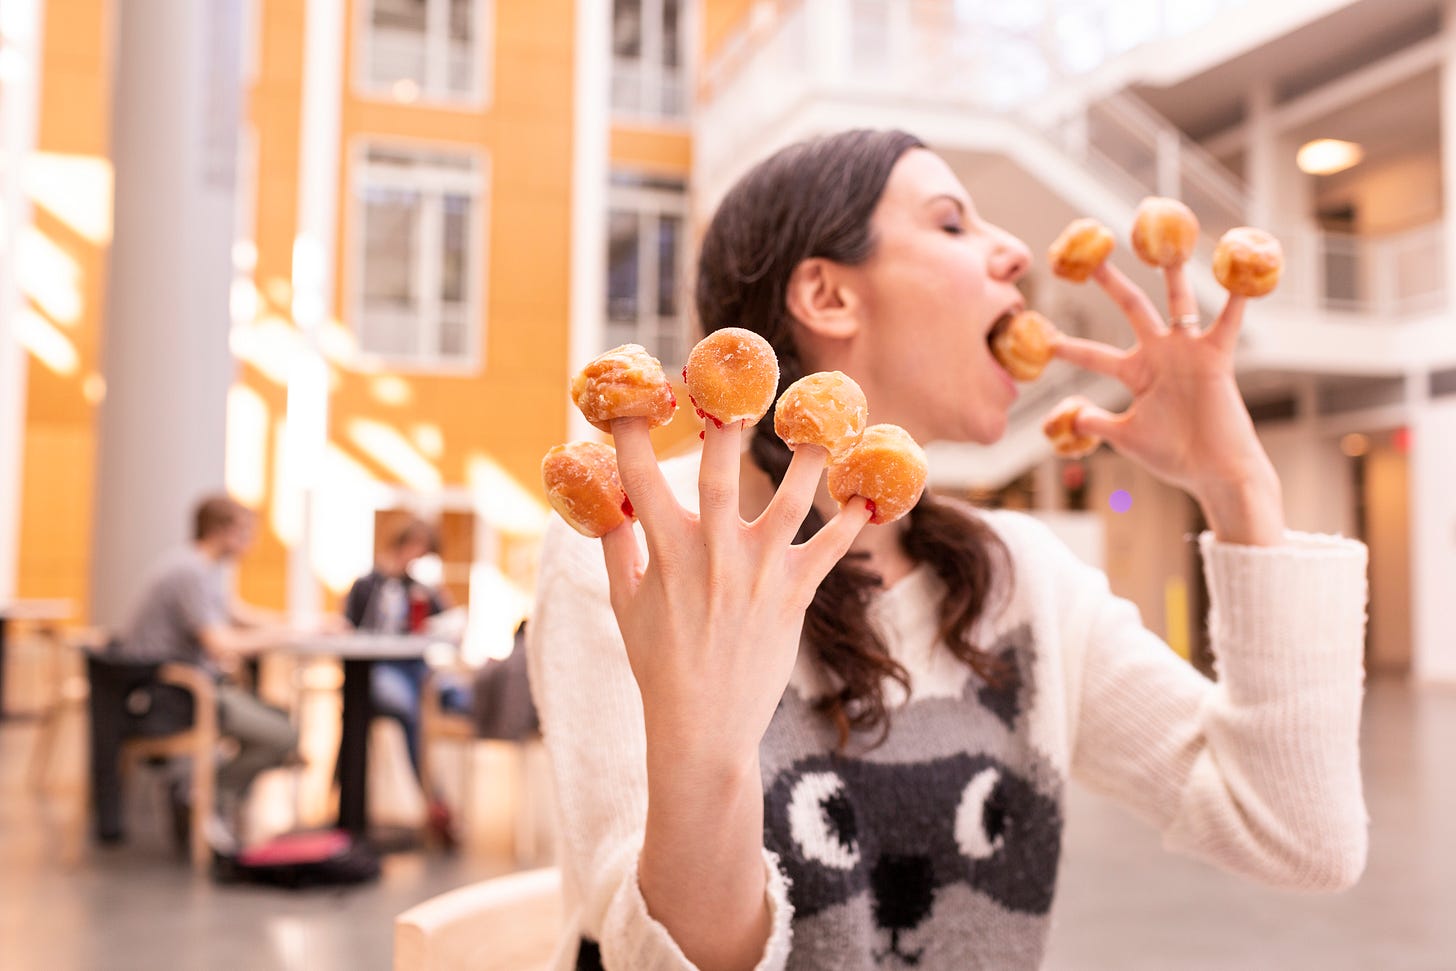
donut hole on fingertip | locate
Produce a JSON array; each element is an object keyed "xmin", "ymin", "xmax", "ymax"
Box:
[
  {"xmin": 541, "ymin": 442, "xmax": 630, "ymax": 538},
  {"xmin": 684, "ymin": 327, "xmax": 780, "ymax": 427},
  {"xmin": 774, "ymin": 371, "xmax": 869, "ymax": 456},
  {"xmin": 827, "ymin": 424, "xmax": 929, "ymax": 525}
]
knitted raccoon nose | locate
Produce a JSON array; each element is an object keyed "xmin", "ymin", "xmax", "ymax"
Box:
[{"xmin": 871, "ymin": 853, "xmax": 936, "ymax": 932}]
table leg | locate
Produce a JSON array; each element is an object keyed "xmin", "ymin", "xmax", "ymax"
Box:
[{"xmin": 338, "ymin": 658, "xmax": 373, "ymax": 836}]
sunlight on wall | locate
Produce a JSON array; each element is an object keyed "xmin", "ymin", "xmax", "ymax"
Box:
[
  {"xmin": 225, "ymin": 384, "xmax": 269, "ymax": 507},
  {"xmin": 465, "ymin": 452, "xmax": 550, "ymax": 538},
  {"xmin": 270, "ymin": 417, "xmax": 301, "ymax": 547},
  {"xmin": 411, "ymin": 422, "xmax": 444, "ymax": 459},
  {"xmin": 309, "ymin": 445, "xmax": 383, "ymax": 594},
  {"xmin": 17, "ymin": 305, "xmax": 78, "ymax": 376},
  {"xmin": 466, "ymin": 562, "xmax": 535, "ymax": 664},
  {"xmin": 370, "ymin": 374, "xmax": 412, "ymax": 406},
  {"xmin": 347, "ymin": 418, "xmax": 443, "ymax": 491},
  {"xmin": 230, "ymin": 314, "xmax": 307, "ymax": 386},
  {"xmin": 17, "ymin": 225, "xmax": 82, "ymax": 325},
  {"xmin": 24, "ymin": 152, "xmax": 113, "ymax": 245}
]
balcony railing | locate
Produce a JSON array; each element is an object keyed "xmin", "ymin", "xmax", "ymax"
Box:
[
  {"xmin": 699, "ymin": 1, "xmax": 1249, "ymax": 246},
  {"xmin": 1273, "ymin": 222, "xmax": 1447, "ymax": 321}
]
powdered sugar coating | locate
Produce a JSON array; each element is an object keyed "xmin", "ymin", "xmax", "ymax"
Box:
[
  {"xmin": 684, "ymin": 328, "xmax": 779, "ymax": 426},
  {"xmin": 1213, "ymin": 227, "xmax": 1283, "ymax": 297},
  {"xmin": 571, "ymin": 344, "xmax": 678, "ymax": 434},
  {"xmin": 1048, "ymin": 218, "xmax": 1114, "ymax": 283},
  {"xmin": 1042, "ymin": 398, "xmax": 1101, "ymax": 459},
  {"xmin": 774, "ymin": 371, "xmax": 869, "ymax": 455},
  {"xmin": 1130, "ymin": 197, "xmax": 1199, "ymax": 268}
]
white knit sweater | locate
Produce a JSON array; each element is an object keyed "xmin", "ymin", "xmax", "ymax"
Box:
[{"xmin": 527, "ymin": 452, "xmax": 1369, "ymax": 970}]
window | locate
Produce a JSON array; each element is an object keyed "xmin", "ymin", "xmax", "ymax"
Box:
[
  {"xmin": 606, "ymin": 173, "xmax": 689, "ymax": 367},
  {"xmin": 352, "ymin": 145, "xmax": 486, "ymax": 369},
  {"xmin": 611, "ymin": 0, "xmax": 686, "ymax": 120},
  {"xmin": 360, "ymin": 0, "xmax": 489, "ymax": 103}
]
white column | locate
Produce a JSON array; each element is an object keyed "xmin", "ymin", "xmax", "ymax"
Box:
[
  {"xmin": 286, "ymin": 0, "xmax": 344, "ymax": 621},
  {"xmin": 1410, "ymin": 385, "xmax": 1456, "ymax": 683},
  {"xmin": 568, "ymin": 0, "xmax": 610, "ymax": 440},
  {"xmin": 1244, "ymin": 80, "xmax": 1276, "ymax": 227},
  {"xmin": 0, "ymin": 0, "xmax": 44, "ymax": 602},
  {"xmin": 90, "ymin": 0, "xmax": 244, "ymax": 626},
  {"xmin": 1441, "ymin": 0, "xmax": 1456, "ymax": 307}
]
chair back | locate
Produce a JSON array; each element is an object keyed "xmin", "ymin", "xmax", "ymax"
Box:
[{"xmin": 394, "ymin": 866, "xmax": 563, "ymax": 971}]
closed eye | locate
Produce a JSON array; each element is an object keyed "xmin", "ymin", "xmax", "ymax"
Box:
[{"xmin": 787, "ymin": 772, "xmax": 861, "ymax": 871}]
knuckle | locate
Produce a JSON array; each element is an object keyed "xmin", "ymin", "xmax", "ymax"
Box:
[
  {"xmin": 699, "ymin": 478, "xmax": 736, "ymax": 512},
  {"xmin": 619, "ymin": 466, "xmax": 655, "ymax": 500}
]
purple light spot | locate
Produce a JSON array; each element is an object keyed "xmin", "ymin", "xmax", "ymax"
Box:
[{"xmin": 1109, "ymin": 490, "xmax": 1133, "ymax": 514}]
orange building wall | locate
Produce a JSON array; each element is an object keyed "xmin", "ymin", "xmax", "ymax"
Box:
[
  {"xmin": 327, "ymin": 0, "xmax": 575, "ymax": 493},
  {"xmin": 16, "ymin": 0, "xmax": 111, "ymax": 614}
]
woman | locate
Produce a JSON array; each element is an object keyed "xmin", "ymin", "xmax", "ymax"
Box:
[{"xmin": 528, "ymin": 131, "xmax": 1367, "ymax": 970}]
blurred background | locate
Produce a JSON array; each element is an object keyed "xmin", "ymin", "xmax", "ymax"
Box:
[{"xmin": 1, "ymin": 0, "xmax": 1454, "ymax": 968}]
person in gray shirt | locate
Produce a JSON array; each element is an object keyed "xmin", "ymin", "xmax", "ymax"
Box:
[{"xmin": 118, "ymin": 495, "xmax": 304, "ymax": 847}]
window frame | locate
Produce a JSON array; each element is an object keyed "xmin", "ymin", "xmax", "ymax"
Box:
[
  {"xmin": 347, "ymin": 138, "xmax": 491, "ymax": 375},
  {"xmin": 605, "ymin": 173, "xmax": 691, "ymax": 369},
  {"xmin": 610, "ymin": 0, "xmax": 691, "ymax": 123},
  {"xmin": 354, "ymin": 0, "xmax": 495, "ymax": 109}
]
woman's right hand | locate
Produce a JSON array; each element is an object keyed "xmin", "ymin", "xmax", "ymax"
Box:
[
  {"xmin": 601, "ymin": 417, "xmax": 869, "ymax": 969},
  {"xmin": 602, "ymin": 416, "xmax": 871, "ymax": 768}
]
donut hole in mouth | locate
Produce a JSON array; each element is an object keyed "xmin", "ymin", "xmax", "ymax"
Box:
[{"xmin": 987, "ymin": 311, "xmax": 1015, "ymax": 351}]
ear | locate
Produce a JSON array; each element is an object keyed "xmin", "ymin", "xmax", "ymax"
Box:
[{"xmin": 785, "ymin": 257, "xmax": 861, "ymax": 340}]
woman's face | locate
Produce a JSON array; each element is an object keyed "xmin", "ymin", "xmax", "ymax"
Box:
[{"xmin": 837, "ymin": 148, "xmax": 1032, "ymax": 445}]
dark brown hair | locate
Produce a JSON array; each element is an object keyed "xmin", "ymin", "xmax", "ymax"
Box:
[
  {"xmin": 696, "ymin": 130, "xmax": 1011, "ymax": 748},
  {"xmin": 193, "ymin": 495, "xmax": 250, "ymax": 542},
  {"xmin": 390, "ymin": 517, "xmax": 439, "ymax": 555}
]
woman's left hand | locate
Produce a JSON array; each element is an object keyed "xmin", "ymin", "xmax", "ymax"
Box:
[{"xmin": 1051, "ymin": 261, "xmax": 1286, "ymax": 546}]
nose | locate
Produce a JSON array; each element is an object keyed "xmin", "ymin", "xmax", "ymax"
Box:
[
  {"xmin": 871, "ymin": 854, "xmax": 936, "ymax": 931},
  {"xmin": 988, "ymin": 228, "xmax": 1032, "ymax": 283}
]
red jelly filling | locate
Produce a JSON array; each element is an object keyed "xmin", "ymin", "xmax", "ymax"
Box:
[
  {"xmin": 621, "ymin": 495, "xmax": 635, "ymax": 519},
  {"xmin": 864, "ymin": 498, "xmax": 880, "ymax": 524}
]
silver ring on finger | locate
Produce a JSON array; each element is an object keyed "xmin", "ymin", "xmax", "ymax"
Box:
[{"xmin": 1168, "ymin": 313, "xmax": 1201, "ymax": 333}]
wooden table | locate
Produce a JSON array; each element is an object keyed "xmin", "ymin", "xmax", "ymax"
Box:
[
  {"xmin": 0, "ymin": 599, "xmax": 73, "ymax": 719},
  {"xmin": 276, "ymin": 632, "xmax": 452, "ymax": 837}
]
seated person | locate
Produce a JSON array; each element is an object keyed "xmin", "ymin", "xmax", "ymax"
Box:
[
  {"xmin": 343, "ymin": 517, "xmax": 469, "ymax": 838},
  {"xmin": 114, "ymin": 494, "xmax": 303, "ymax": 852}
]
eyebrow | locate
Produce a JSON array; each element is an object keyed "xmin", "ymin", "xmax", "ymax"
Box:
[{"xmin": 926, "ymin": 193, "xmax": 967, "ymax": 216}]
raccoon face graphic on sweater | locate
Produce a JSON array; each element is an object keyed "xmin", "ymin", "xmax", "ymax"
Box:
[{"xmin": 760, "ymin": 624, "xmax": 1064, "ymax": 970}]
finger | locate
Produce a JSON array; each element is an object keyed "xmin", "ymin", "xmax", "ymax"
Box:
[
  {"xmin": 600, "ymin": 520, "xmax": 644, "ymax": 614},
  {"xmin": 1163, "ymin": 263, "xmax": 1197, "ymax": 322},
  {"xmin": 1052, "ymin": 336, "xmax": 1129, "ymax": 381},
  {"xmin": 752, "ymin": 444, "xmax": 829, "ymax": 546},
  {"xmin": 794, "ymin": 496, "xmax": 872, "ymax": 583},
  {"xmin": 1072, "ymin": 402, "xmax": 1127, "ymax": 448},
  {"xmin": 698, "ymin": 419, "xmax": 744, "ymax": 542},
  {"xmin": 611, "ymin": 418, "xmax": 678, "ymax": 533},
  {"xmin": 1092, "ymin": 263, "xmax": 1164, "ymax": 343},
  {"xmin": 1202, "ymin": 292, "xmax": 1247, "ymax": 354}
]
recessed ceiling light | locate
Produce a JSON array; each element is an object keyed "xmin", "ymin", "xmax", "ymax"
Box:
[{"xmin": 1297, "ymin": 139, "xmax": 1364, "ymax": 176}]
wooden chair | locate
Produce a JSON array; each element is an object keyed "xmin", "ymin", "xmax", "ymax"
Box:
[
  {"xmin": 27, "ymin": 626, "xmax": 102, "ymax": 793},
  {"xmin": 86, "ymin": 651, "xmax": 220, "ymax": 872},
  {"xmin": 118, "ymin": 662, "xmax": 219, "ymax": 870},
  {"xmin": 419, "ymin": 669, "xmax": 553, "ymax": 864},
  {"xmin": 394, "ymin": 866, "xmax": 562, "ymax": 971}
]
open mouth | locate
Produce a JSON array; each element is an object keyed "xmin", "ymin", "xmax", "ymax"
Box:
[{"xmin": 986, "ymin": 310, "xmax": 1016, "ymax": 351}]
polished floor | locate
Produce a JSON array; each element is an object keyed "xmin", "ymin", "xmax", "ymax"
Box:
[{"xmin": 1, "ymin": 679, "xmax": 1452, "ymax": 970}]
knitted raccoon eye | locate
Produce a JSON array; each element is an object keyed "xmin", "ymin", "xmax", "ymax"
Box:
[
  {"xmin": 787, "ymin": 772, "xmax": 860, "ymax": 871},
  {"xmin": 955, "ymin": 767, "xmax": 1006, "ymax": 860}
]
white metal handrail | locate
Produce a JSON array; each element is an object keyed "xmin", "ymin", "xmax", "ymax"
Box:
[{"xmin": 1270, "ymin": 221, "xmax": 1446, "ymax": 320}]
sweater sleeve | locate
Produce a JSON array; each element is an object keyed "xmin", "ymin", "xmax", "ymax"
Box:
[
  {"xmin": 527, "ymin": 516, "xmax": 795, "ymax": 970},
  {"xmin": 1054, "ymin": 524, "xmax": 1369, "ymax": 892}
]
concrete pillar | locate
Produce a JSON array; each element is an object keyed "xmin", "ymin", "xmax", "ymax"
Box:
[
  {"xmin": 0, "ymin": 1, "xmax": 45, "ymax": 602},
  {"xmin": 89, "ymin": 0, "xmax": 243, "ymax": 626}
]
